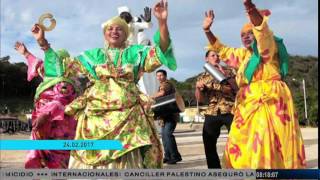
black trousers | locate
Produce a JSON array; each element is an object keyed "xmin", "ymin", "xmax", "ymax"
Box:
[{"xmin": 202, "ymin": 113, "xmax": 233, "ymax": 168}]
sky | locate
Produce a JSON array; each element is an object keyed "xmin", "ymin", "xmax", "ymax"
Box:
[{"xmin": 1, "ymin": 0, "xmax": 318, "ymax": 81}]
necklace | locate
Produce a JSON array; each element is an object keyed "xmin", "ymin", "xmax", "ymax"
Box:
[
  {"xmin": 105, "ymin": 48, "xmax": 123, "ymax": 68},
  {"xmin": 104, "ymin": 47, "xmax": 125, "ymax": 77}
]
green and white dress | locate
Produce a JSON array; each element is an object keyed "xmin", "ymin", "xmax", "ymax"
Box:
[{"xmin": 44, "ymin": 31, "xmax": 177, "ymax": 169}]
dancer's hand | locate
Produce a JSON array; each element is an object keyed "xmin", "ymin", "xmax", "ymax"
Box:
[
  {"xmin": 14, "ymin": 41, "xmax": 29, "ymax": 56},
  {"xmin": 153, "ymin": 0, "xmax": 168, "ymax": 22},
  {"xmin": 140, "ymin": 6, "xmax": 152, "ymax": 22},
  {"xmin": 31, "ymin": 24, "xmax": 45, "ymax": 41},
  {"xmin": 203, "ymin": 10, "xmax": 214, "ymax": 32},
  {"xmin": 196, "ymin": 81, "xmax": 205, "ymax": 91}
]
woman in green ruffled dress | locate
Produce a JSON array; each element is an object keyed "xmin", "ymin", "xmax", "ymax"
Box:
[{"xmin": 31, "ymin": 0, "xmax": 176, "ymax": 169}]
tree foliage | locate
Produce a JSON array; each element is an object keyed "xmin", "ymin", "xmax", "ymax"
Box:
[{"xmin": 0, "ymin": 55, "xmax": 318, "ymax": 126}]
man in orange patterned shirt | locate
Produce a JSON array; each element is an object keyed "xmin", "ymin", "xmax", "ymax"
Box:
[{"xmin": 195, "ymin": 50, "xmax": 237, "ymax": 168}]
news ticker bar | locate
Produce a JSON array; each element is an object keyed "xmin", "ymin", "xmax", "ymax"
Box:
[
  {"xmin": 0, "ymin": 169, "xmax": 318, "ymax": 179},
  {"xmin": 0, "ymin": 140, "xmax": 123, "ymax": 150}
]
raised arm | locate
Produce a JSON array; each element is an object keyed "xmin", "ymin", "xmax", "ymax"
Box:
[
  {"xmin": 140, "ymin": 6, "xmax": 152, "ymax": 23},
  {"xmin": 153, "ymin": 0, "xmax": 169, "ymax": 52},
  {"xmin": 14, "ymin": 41, "xmax": 31, "ymax": 58},
  {"xmin": 31, "ymin": 24, "xmax": 50, "ymax": 51},
  {"xmin": 203, "ymin": 10, "xmax": 217, "ymax": 45},
  {"xmin": 203, "ymin": 10, "xmax": 246, "ymax": 69},
  {"xmin": 243, "ymin": 0, "xmax": 277, "ymax": 63},
  {"xmin": 14, "ymin": 41, "xmax": 43, "ymax": 81},
  {"xmin": 243, "ymin": 0, "xmax": 263, "ymax": 27},
  {"xmin": 30, "ymin": 24, "xmax": 88, "ymax": 79}
]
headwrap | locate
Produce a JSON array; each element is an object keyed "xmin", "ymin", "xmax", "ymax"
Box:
[
  {"xmin": 35, "ymin": 48, "xmax": 76, "ymax": 100},
  {"xmin": 101, "ymin": 16, "xmax": 129, "ymax": 37},
  {"xmin": 241, "ymin": 23, "xmax": 253, "ymax": 34}
]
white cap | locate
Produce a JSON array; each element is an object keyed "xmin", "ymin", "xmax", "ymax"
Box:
[{"xmin": 118, "ymin": 6, "xmax": 131, "ymax": 15}]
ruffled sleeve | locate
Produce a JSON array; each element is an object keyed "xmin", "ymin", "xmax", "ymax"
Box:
[
  {"xmin": 25, "ymin": 53, "xmax": 43, "ymax": 81},
  {"xmin": 251, "ymin": 16, "xmax": 277, "ymax": 64},
  {"xmin": 44, "ymin": 48, "xmax": 89, "ymax": 79},
  {"xmin": 207, "ymin": 38, "xmax": 247, "ymax": 69},
  {"xmin": 152, "ymin": 30, "xmax": 177, "ymax": 71}
]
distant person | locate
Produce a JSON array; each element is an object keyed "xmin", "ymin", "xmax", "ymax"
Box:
[
  {"xmin": 118, "ymin": 6, "xmax": 152, "ymax": 45},
  {"xmin": 202, "ymin": 0, "xmax": 306, "ymax": 168},
  {"xmin": 152, "ymin": 69, "xmax": 182, "ymax": 164},
  {"xmin": 14, "ymin": 41, "xmax": 77, "ymax": 169},
  {"xmin": 195, "ymin": 50, "xmax": 237, "ymax": 168},
  {"xmin": 4, "ymin": 105, "xmax": 9, "ymax": 114},
  {"xmin": 136, "ymin": 17, "xmax": 152, "ymax": 46}
]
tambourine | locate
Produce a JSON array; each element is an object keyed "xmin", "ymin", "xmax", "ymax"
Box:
[{"xmin": 38, "ymin": 13, "xmax": 56, "ymax": 31}]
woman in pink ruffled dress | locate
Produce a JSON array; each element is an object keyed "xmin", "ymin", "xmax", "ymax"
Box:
[{"xmin": 14, "ymin": 41, "xmax": 78, "ymax": 168}]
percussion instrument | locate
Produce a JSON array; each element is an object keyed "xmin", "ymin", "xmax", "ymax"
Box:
[
  {"xmin": 151, "ymin": 92, "xmax": 185, "ymax": 117},
  {"xmin": 203, "ymin": 62, "xmax": 239, "ymax": 93},
  {"xmin": 38, "ymin": 13, "xmax": 56, "ymax": 31},
  {"xmin": 203, "ymin": 62, "xmax": 227, "ymax": 83}
]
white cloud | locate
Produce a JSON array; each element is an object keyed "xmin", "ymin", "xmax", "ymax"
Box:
[{"xmin": 20, "ymin": 10, "xmax": 32, "ymax": 23}]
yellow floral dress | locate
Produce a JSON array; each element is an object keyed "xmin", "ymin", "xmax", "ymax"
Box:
[
  {"xmin": 44, "ymin": 31, "xmax": 177, "ymax": 169},
  {"xmin": 208, "ymin": 17, "xmax": 306, "ymax": 169}
]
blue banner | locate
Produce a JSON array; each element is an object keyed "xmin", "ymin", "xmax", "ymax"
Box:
[
  {"xmin": 0, "ymin": 140, "xmax": 123, "ymax": 150},
  {"xmin": 256, "ymin": 169, "xmax": 319, "ymax": 179}
]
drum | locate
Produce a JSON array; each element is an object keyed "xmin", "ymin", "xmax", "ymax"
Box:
[{"xmin": 151, "ymin": 92, "xmax": 185, "ymax": 118}]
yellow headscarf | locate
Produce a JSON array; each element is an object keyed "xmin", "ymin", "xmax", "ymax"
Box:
[
  {"xmin": 101, "ymin": 16, "xmax": 129, "ymax": 37},
  {"xmin": 241, "ymin": 23, "xmax": 253, "ymax": 34}
]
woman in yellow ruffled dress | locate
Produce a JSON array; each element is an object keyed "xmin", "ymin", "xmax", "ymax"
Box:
[{"xmin": 202, "ymin": 0, "xmax": 306, "ymax": 169}]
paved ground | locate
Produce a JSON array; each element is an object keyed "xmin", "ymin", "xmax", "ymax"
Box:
[
  {"xmin": 163, "ymin": 123, "xmax": 318, "ymax": 169},
  {"xmin": 0, "ymin": 123, "xmax": 318, "ymax": 169}
]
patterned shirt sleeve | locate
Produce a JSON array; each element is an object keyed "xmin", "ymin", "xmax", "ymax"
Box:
[{"xmin": 197, "ymin": 73, "xmax": 222, "ymax": 91}]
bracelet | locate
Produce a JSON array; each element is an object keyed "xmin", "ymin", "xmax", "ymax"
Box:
[
  {"xmin": 23, "ymin": 52, "xmax": 31, "ymax": 58},
  {"xmin": 41, "ymin": 43, "xmax": 50, "ymax": 51},
  {"xmin": 203, "ymin": 28, "xmax": 210, "ymax": 33},
  {"xmin": 37, "ymin": 38, "xmax": 48, "ymax": 46},
  {"xmin": 37, "ymin": 38, "xmax": 50, "ymax": 51}
]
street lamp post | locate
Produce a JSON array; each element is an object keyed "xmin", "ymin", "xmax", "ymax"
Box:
[
  {"xmin": 292, "ymin": 78, "xmax": 308, "ymax": 125},
  {"xmin": 302, "ymin": 79, "xmax": 308, "ymax": 123}
]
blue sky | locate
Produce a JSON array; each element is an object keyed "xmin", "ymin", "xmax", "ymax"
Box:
[{"xmin": 1, "ymin": 0, "xmax": 318, "ymax": 81}]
